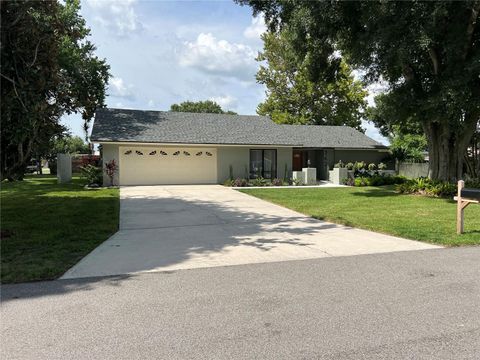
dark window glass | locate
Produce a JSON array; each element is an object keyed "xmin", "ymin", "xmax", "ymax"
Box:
[
  {"xmin": 263, "ymin": 149, "xmax": 277, "ymax": 179},
  {"xmin": 250, "ymin": 150, "xmax": 263, "ymax": 178},
  {"xmin": 249, "ymin": 149, "xmax": 277, "ymax": 179}
]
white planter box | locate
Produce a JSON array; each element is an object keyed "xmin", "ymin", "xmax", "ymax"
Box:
[
  {"xmin": 292, "ymin": 171, "xmax": 305, "ymax": 185},
  {"xmin": 329, "ymin": 168, "xmax": 348, "ymax": 185},
  {"xmin": 302, "ymin": 167, "xmax": 317, "ymax": 185}
]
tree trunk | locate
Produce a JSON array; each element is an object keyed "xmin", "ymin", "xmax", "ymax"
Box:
[{"xmin": 424, "ymin": 116, "xmax": 478, "ymax": 181}]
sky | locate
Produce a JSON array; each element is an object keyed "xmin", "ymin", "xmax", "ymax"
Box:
[{"xmin": 62, "ymin": 0, "xmax": 387, "ymax": 144}]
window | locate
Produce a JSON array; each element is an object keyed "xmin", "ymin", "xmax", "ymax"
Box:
[{"xmin": 249, "ymin": 149, "xmax": 277, "ymax": 179}]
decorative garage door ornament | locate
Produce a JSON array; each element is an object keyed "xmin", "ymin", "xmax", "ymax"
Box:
[
  {"xmin": 160, "ymin": 150, "xmax": 167, "ymax": 155},
  {"xmin": 196, "ymin": 151, "xmax": 202, "ymax": 156},
  {"xmin": 135, "ymin": 150, "xmax": 143, "ymax": 155},
  {"xmin": 173, "ymin": 151, "xmax": 180, "ymax": 156},
  {"xmin": 149, "ymin": 150, "xmax": 156, "ymax": 155}
]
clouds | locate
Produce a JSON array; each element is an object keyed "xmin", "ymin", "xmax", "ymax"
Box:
[
  {"xmin": 109, "ymin": 77, "xmax": 135, "ymax": 100},
  {"xmin": 362, "ymin": 120, "xmax": 388, "ymax": 145},
  {"xmin": 86, "ymin": 0, "xmax": 143, "ymax": 37},
  {"xmin": 243, "ymin": 15, "xmax": 266, "ymax": 40},
  {"xmin": 210, "ymin": 95, "xmax": 238, "ymax": 110},
  {"xmin": 179, "ymin": 33, "xmax": 257, "ymax": 81}
]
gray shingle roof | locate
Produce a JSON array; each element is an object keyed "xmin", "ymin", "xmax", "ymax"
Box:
[{"xmin": 91, "ymin": 108, "xmax": 386, "ymax": 149}]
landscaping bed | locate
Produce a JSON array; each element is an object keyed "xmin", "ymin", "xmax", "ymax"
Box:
[
  {"xmin": 1, "ymin": 175, "xmax": 119, "ymax": 283},
  {"xmin": 240, "ymin": 186, "xmax": 480, "ymax": 246}
]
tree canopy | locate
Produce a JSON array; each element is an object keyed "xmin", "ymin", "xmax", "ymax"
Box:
[
  {"xmin": 170, "ymin": 100, "xmax": 237, "ymax": 115},
  {"xmin": 389, "ymin": 130, "xmax": 428, "ymax": 163},
  {"xmin": 52, "ymin": 136, "xmax": 90, "ymax": 155},
  {"xmin": 1, "ymin": 0, "xmax": 109, "ymax": 180},
  {"xmin": 256, "ymin": 31, "xmax": 367, "ymax": 130},
  {"xmin": 238, "ymin": 0, "xmax": 480, "ymax": 181}
]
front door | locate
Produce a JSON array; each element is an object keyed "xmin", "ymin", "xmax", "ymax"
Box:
[{"xmin": 293, "ymin": 150, "xmax": 303, "ymax": 171}]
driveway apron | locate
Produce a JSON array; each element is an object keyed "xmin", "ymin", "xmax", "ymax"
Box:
[{"xmin": 62, "ymin": 185, "xmax": 439, "ymax": 279}]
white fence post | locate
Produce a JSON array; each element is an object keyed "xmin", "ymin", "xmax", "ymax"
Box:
[{"xmin": 57, "ymin": 153, "xmax": 72, "ymax": 183}]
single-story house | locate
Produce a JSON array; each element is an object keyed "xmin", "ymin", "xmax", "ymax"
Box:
[{"xmin": 91, "ymin": 108, "xmax": 388, "ymax": 186}]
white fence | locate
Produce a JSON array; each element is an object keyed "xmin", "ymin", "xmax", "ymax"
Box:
[{"xmin": 398, "ymin": 162, "xmax": 429, "ymax": 178}]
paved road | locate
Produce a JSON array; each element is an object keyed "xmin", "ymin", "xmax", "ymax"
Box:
[
  {"xmin": 3, "ymin": 247, "xmax": 480, "ymax": 359},
  {"xmin": 62, "ymin": 185, "xmax": 437, "ymax": 279}
]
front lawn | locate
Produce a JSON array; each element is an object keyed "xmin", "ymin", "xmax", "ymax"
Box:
[
  {"xmin": 1, "ymin": 175, "xmax": 119, "ymax": 283},
  {"xmin": 241, "ymin": 186, "xmax": 480, "ymax": 246}
]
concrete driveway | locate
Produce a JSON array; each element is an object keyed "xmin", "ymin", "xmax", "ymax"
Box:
[{"xmin": 62, "ymin": 185, "xmax": 439, "ymax": 279}]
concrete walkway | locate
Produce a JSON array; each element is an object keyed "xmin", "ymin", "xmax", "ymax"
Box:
[{"xmin": 62, "ymin": 185, "xmax": 439, "ymax": 279}]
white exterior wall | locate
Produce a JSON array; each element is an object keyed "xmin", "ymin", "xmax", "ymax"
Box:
[
  {"xmin": 102, "ymin": 143, "xmax": 120, "ymax": 186},
  {"xmin": 216, "ymin": 146, "xmax": 293, "ymax": 183},
  {"xmin": 100, "ymin": 142, "xmax": 293, "ymax": 185},
  {"xmin": 277, "ymin": 147, "xmax": 293, "ymax": 180},
  {"xmin": 216, "ymin": 147, "xmax": 250, "ymax": 182}
]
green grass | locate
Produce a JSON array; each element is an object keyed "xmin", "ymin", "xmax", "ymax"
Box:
[
  {"xmin": 1, "ymin": 175, "xmax": 119, "ymax": 283},
  {"xmin": 240, "ymin": 186, "xmax": 480, "ymax": 246}
]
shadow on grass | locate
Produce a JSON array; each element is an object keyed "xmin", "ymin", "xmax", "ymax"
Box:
[
  {"xmin": 1, "ymin": 176, "xmax": 120, "ymax": 284},
  {"xmin": 2, "ymin": 184, "xmax": 349, "ymax": 299},
  {"xmin": 349, "ymin": 186, "xmax": 402, "ymax": 198}
]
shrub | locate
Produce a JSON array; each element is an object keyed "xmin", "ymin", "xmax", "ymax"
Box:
[
  {"xmin": 466, "ymin": 178, "xmax": 480, "ymax": 189},
  {"xmin": 233, "ymin": 178, "xmax": 248, "ymax": 187},
  {"xmin": 346, "ymin": 162, "xmax": 354, "ymax": 170},
  {"xmin": 342, "ymin": 177, "xmax": 355, "ymax": 186},
  {"xmin": 48, "ymin": 159, "xmax": 57, "ymax": 175},
  {"xmin": 291, "ymin": 178, "xmax": 303, "ymax": 186},
  {"xmin": 223, "ymin": 179, "xmax": 234, "ymax": 187},
  {"xmin": 352, "ymin": 174, "xmax": 407, "ymax": 187},
  {"xmin": 378, "ymin": 162, "xmax": 387, "ymax": 170},
  {"xmin": 250, "ymin": 176, "xmax": 269, "ymax": 187},
  {"xmin": 395, "ymin": 178, "xmax": 456, "ymax": 197},
  {"xmin": 334, "ymin": 160, "xmax": 345, "ymax": 168},
  {"xmin": 354, "ymin": 177, "xmax": 369, "ymax": 186},
  {"xmin": 272, "ymin": 178, "xmax": 284, "ymax": 186},
  {"xmin": 368, "ymin": 163, "xmax": 377, "ymax": 171},
  {"xmin": 354, "ymin": 161, "xmax": 366, "ymax": 171},
  {"xmin": 80, "ymin": 164, "xmax": 102, "ymax": 185}
]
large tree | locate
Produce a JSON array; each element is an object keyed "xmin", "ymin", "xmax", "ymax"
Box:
[
  {"xmin": 1, "ymin": 0, "xmax": 109, "ymax": 180},
  {"xmin": 257, "ymin": 31, "xmax": 367, "ymax": 130},
  {"xmin": 238, "ymin": 0, "xmax": 480, "ymax": 181},
  {"xmin": 170, "ymin": 100, "xmax": 237, "ymax": 115}
]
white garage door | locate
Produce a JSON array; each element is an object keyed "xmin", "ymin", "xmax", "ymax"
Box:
[{"xmin": 119, "ymin": 146, "xmax": 217, "ymax": 185}]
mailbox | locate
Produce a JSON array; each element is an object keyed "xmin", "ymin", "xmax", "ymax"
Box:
[{"xmin": 461, "ymin": 188, "xmax": 480, "ymax": 201}]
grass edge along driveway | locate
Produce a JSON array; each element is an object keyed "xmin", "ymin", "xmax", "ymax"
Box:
[
  {"xmin": 240, "ymin": 186, "xmax": 480, "ymax": 247},
  {"xmin": 1, "ymin": 176, "xmax": 119, "ymax": 284}
]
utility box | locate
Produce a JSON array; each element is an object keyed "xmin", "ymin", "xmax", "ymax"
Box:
[
  {"xmin": 302, "ymin": 167, "xmax": 317, "ymax": 185},
  {"xmin": 57, "ymin": 153, "xmax": 72, "ymax": 184}
]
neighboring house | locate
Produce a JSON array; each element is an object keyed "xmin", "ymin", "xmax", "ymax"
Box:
[{"xmin": 91, "ymin": 108, "xmax": 388, "ymax": 186}]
